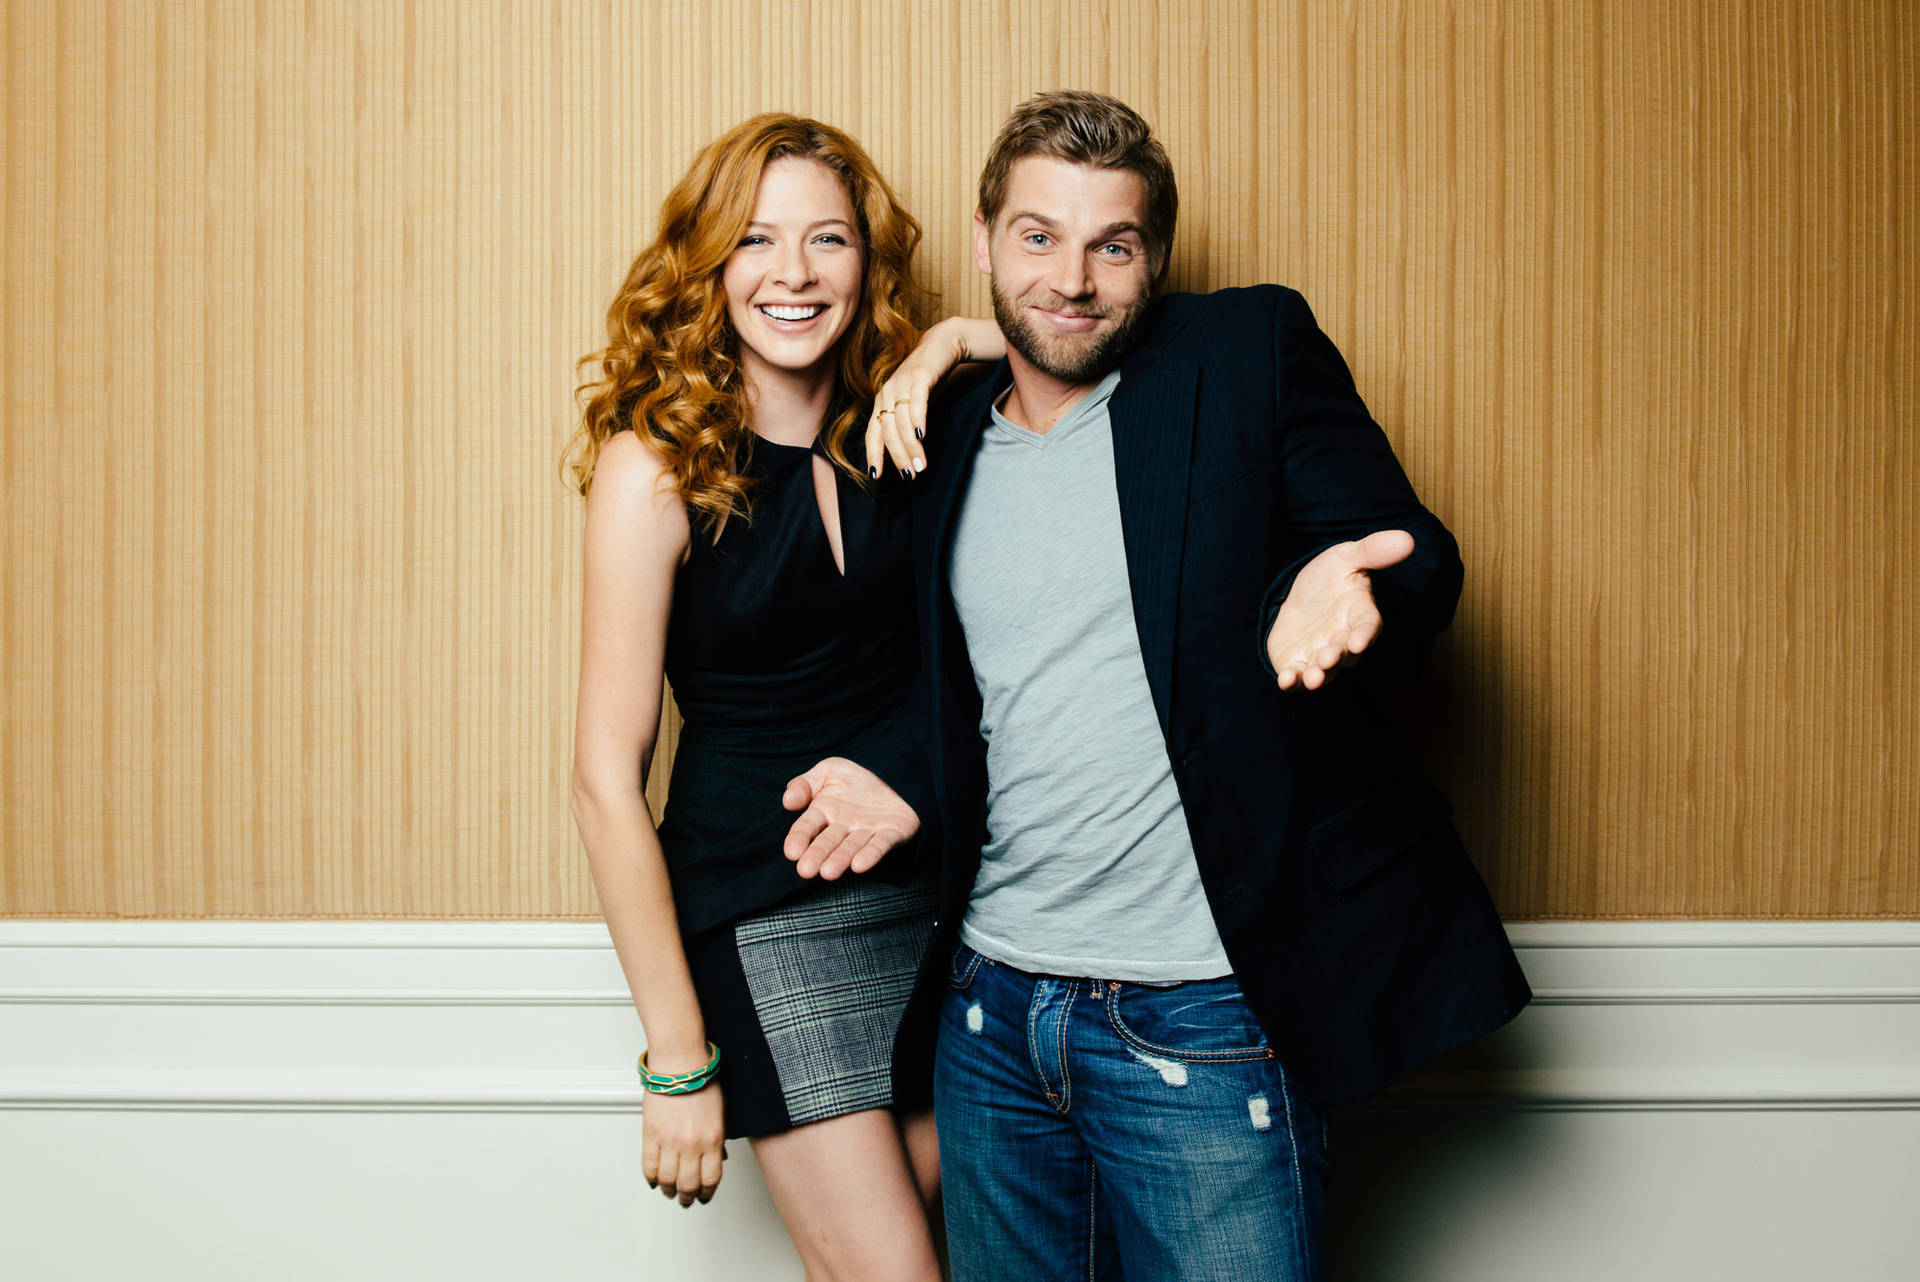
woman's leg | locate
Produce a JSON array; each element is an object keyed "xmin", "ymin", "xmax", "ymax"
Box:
[
  {"xmin": 751, "ymin": 1107, "xmax": 943, "ymax": 1282},
  {"xmin": 898, "ymin": 1107, "xmax": 941, "ymax": 1210}
]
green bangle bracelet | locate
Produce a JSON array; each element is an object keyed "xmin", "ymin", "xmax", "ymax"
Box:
[{"xmin": 638, "ymin": 1042, "xmax": 721, "ymax": 1095}]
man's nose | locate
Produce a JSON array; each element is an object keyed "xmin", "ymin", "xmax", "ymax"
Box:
[{"xmin": 1046, "ymin": 251, "xmax": 1094, "ymax": 300}]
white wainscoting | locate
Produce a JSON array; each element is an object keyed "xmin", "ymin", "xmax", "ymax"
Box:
[
  {"xmin": 1328, "ymin": 923, "xmax": 1920, "ymax": 1282},
  {"xmin": 3, "ymin": 921, "xmax": 1916, "ymax": 1281}
]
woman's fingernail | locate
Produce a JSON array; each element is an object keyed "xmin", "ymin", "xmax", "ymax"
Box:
[
  {"xmin": 915, "ymin": 426, "xmax": 924, "ymax": 440},
  {"xmin": 869, "ymin": 466, "xmax": 880, "ymax": 479},
  {"xmin": 899, "ymin": 468, "xmax": 912, "ymax": 481}
]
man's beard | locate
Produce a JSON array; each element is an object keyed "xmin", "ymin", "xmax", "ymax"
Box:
[{"xmin": 989, "ymin": 275, "xmax": 1156, "ymax": 384}]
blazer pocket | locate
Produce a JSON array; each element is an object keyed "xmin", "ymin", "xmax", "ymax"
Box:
[
  {"xmin": 1188, "ymin": 459, "xmax": 1273, "ymax": 507},
  {"xmin": 1307, "ymin": 773, "xmax": 1454, "ymax": 892}
]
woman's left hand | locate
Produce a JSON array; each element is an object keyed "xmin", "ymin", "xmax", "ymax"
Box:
[{"xmin": 867, "ymin": 317, "xmax": 1004, "ymax": 479}]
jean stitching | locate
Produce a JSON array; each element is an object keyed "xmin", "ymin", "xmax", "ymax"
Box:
[
  {"xmin": 1083, "ymin": 1156, "xmax": 1097, "ymax": 1282},
  {"xmin": 1102, "ymin": 986, "xmax": 1275, "ymax": 1064},
  {"xmin": 1026, "ymin": 979, "xmax": 1049, "ymax": 1105},
  {"xmin": 1278, "ymin": 1064, "xmax": 1313, "ymax": 1275},
  {"xmin": 948, "ymin": 946, "xmax": 983, "ymax": 990},
  {"xmin": 1054, "ymin": 980, "xmax": 1076, "ymax": 1113}
]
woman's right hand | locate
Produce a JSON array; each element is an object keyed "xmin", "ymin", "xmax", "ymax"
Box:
[
  {"xmin": 642, "ymin": 1083, "xmax": 727, "ymax": 1207},
  {"xmin": 866, "ymin": 316, "xmax": 1005, "ymax": 478}
]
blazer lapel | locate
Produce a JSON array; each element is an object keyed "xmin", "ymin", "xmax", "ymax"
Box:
[
  {"xmin": 1108, "ymin": 346, "xmax": 1199, "ymax": 734},
  {"xmin": 928, "ymin": 362, "xmax": 1009, "ymax": 581},
  {"xmin": 925, "ymin": 363, "xmax": 1009, "ymax": 697}
]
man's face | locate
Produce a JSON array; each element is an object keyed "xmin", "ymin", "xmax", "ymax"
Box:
[{"xmin": 973, "ymin": 156, "xmax": 1159, "ymax": 385}]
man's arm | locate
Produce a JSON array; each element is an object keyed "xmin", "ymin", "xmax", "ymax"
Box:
[
  {"xmin": 783, "ymin": 356, "xmax": 987, "ymax": 878},
  {"xmin": 781, "ymin": 663, "xmax": 938, "ymax": 880},
  {"xmin": 781, "ymin": 756, "xmax": 921, "ymax": 880},
  {"xmin": 1256, "ymin": 288, "xmax": 1464, "ymax": 690}
]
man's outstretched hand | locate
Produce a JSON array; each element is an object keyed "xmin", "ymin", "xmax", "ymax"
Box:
[
  {"xmin": 1265, "ymin": 530, "xmax": 1415, "ymax": 691},
  {"xmin": 782, "ymin": 758, "xmax": 920, "ymax": 880}
]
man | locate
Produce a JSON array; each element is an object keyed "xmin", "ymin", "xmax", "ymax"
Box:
[{"xmin": 784, "ymin": 91, "xmax": 1530, "ymax": 1280}]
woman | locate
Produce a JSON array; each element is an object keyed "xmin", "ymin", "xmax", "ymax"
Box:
[{"xmin": 566, "ymin": 115, "xmax": 992, "ymax": 1280}]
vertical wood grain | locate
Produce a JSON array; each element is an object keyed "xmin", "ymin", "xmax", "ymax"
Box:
[{"xmin": 1, "ymin": 0, "xmax": 1914, "ymax": 919}]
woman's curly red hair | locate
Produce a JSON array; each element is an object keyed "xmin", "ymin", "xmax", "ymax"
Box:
[{"xmin": 568, "ymin": 115, "xmax": 932, "ymax": 527}]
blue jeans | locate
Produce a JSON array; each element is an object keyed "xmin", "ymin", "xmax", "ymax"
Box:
[{"xmin": 933, "ymin": 943, "xmax": 1328, "ymax": 1281}]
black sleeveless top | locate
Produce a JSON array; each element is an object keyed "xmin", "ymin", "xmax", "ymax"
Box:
[{"xmin": 654, "ymin": 433, "xmax": 919, "ymax": 936}]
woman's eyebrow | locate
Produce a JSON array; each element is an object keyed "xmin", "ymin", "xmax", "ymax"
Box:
[{"xmin": 745, "ymin": 218, "xmax": 857, "ymax": 232}]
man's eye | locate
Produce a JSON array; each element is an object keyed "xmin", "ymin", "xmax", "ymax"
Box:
[
  {"xmin": 1023, "ymin": 233, "xmax": 1050, "ymax": 247},
  {"xmin": 1098, "ymin": 243, "xmax": 1132, "ymax": 258}
]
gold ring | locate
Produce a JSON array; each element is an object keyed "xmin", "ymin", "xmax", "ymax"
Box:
[
  {"xmin": 892, "ymin": 397, "xmax": 911, "ymax": 408},
  {"xmin": 877, "ymin": 407, "xmax": 894, "ymax": 417}
]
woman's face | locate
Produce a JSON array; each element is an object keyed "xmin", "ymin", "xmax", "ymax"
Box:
[{"xmin": 722, "ymin": 156, "xmax": 864, "ymax": 387}]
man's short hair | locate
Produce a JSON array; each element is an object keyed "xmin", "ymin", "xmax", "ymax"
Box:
[{"xmin": 977, "ymin": 90, "xmax": 1179, "ymax": 280}]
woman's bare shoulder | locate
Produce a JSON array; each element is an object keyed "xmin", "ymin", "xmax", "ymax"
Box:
[
  {"xmin": 594, "ymin": 428, "xmax": 674, "ymax": 490},
  {"xmin": 586, "ymin": 430, "xmax": 689, "ymax": 550}
]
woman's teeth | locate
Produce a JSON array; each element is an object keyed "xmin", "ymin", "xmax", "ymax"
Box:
[{"xmin": 760, "ymin": 304, "xmax": 825, "ymax": 321}]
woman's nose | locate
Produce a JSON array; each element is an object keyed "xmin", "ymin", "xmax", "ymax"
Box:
[{"xmin": 772, "ymin": 241, "xmax": 816, "ymax": 291}]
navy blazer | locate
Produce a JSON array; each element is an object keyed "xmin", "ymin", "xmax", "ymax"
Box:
[{"xmin": 868, "ymin": 285, "xmax": 1530, "ymax": 1111}]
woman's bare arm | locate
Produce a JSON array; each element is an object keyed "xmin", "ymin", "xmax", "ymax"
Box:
[
  {"xmin": 568, "ymin": 430, "xmax": 723, "ymax": 1206},
  {"xmin": 866, "ymin": 316, "xmax": 1005, "ymax": 477}
]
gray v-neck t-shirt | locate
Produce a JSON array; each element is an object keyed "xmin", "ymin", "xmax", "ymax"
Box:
[{"xmin": 948, "ymin": 370, "xmax": 1231, "ymax": 981}]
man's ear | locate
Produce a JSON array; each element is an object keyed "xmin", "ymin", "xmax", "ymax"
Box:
[{"xmin": 972, "ymin": 209, "xmax": 994, "ymax": 276}]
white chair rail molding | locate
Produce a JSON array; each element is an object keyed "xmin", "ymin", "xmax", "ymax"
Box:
[{"xmin": 3, "ymin": 920, "xmax": 1917, "ymax": 1281}]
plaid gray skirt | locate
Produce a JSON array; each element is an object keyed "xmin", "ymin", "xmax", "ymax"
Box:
[{"xmin": 682, "ymin": 873, "xmax": 940, "ymax": 1138}]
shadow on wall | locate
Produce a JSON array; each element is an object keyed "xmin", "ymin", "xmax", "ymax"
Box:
[
  {"xmin": 1388, "ymin": 602, "xmax": 1551, "ymax": 912},
  {"xmin": 1325, "ymin": 546, "xmax": 1560, "ymax": 1277},
  {"xmin": 1325, "ymin": 1102, "xmax": 1552, "ymax": 1281}
]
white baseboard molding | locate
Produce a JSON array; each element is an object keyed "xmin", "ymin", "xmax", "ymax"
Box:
[
  {"xmin": 1380, "ymin": 1066, "xmax": 1920, "ymax": 1110},
  {"xmin": 1375, "ymin": 921, "xmax": 1920, "ymax": 1112},
  {"xmin": 6, "ymin": 919, "xmax": 1918, "ymax": 1282},
  {"xmin": 2, "ymin": 919, "xmax": 1916, "ymax": 1112},
  {"xmin": 0, "ymin": 1069, "xmax": 640, "ymax": 1111},
  {"xmin": 0, "ymin": 919, "xmax": 649, "ymax": 1114}
]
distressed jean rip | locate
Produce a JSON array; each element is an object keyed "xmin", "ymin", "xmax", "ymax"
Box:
[{"xmin": 1128, "ymin": 1049, "xmax": 1191, "ymax": 1087}]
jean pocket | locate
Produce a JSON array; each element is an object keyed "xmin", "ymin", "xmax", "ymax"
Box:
[
  {"xmin": 947, "ymin": 942, "xmax": 984, "ymax": 991},
  {"xmin": 1103, "ymin": 979, "xmax": 1275, "ymax": 1064}
]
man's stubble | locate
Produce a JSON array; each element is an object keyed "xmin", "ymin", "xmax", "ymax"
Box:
[{"xmin": 988, "ymin": 274, "xmax": 1158, "ymax": 385}]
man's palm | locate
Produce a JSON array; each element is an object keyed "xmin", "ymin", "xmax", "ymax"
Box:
[
  {"xmin": 781, "ymin": 758, "xmax": 919, "ymax": 880},
  {"xmin": 1264, "ymin": 530, "xmax": 1414, "ymax": 691}
]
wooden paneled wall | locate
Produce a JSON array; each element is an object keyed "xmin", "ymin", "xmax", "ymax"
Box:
[{"xmin": 2, "ymin": 1, "xmax": 1914, "ymax": 918}]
